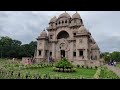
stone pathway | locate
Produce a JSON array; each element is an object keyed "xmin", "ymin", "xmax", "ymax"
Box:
[{"xmin": 106, "ymin": 65, "xmax": 120, "ymax": 78}]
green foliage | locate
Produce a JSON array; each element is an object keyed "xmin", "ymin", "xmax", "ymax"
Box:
[
  {"xmin": 77, "ymin": 64, "xmax": 80, "ymax": 68},
  {"xmin": 55, "ymin": 58, "xmax": 73, "ymax": 69},
  {"xmin": 0, "ymin": 36, "xmax": 37, "ymax": 59},
  {"xmin": 101, "ymin": 52, "xmax": 120, "ymax": 62},
  {"xmin": 93, "ymin": 67, "xmax": 101, "ymax": 79},
  {"xmin": 100, "ymin": 67, "xmax": 119, "ymax": 79}
]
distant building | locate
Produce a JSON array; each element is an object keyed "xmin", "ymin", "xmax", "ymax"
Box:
[{"xmin": 35, "ymin": 12, "xmax": 103, "ymax": 66}]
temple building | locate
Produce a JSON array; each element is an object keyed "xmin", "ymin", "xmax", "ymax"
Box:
[{"xmin": 35, "ymin": 12, "xmax": 103, "ymax": 66}]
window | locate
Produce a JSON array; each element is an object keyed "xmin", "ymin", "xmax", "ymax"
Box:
[
  {"xmin": 73, "ymin": 33, "xmax": 76, "ymax": 36},
  {"xmin": 62, "ymin": 21, "xmax": 64, "ymax": 24},
  {"xmin": 59, "ymin": 21, "xmax": 61, "ymax": 24},
  {"xmin": 50, "ymin": 52, "xmax": 52, "ymax": 56},
  {"xmin": 56, "ymin": 23, "xmax": 57, "ymax": 25},
  {"xmin": 69, "ymin": 21, "xmax": 71, "ymax": 23},
  {"xmin": 50, "ymin": 35, "xmax": 53, "ymax": 39},
  {"xmin": 73, "ymin": 52, "xmax": 76, "ymax": 57},
  {"xmin": 79, "ymin": 51, "xmax": 83, "ymax": 56},
  {"xmin": 39, "ymin": 50, "xmax": 41, "ymax": 56},
  {"xmin": 45, "ymin": 50, "xmax": 48, "ymax": 57},
  {"xmin": 91, "ymin": 56, "xmax": 93, "ymax": 60},
  {"xmin": 65, "ymin": 20, "xmax": 67, "ymax": 23}
]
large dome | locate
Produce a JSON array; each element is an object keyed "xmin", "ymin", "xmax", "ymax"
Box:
[
  {"xmin": 58, "ymin": 12, "xmax": 71, "ymax": 19},
  {"xmin": 91, "ymin": 43, "xmax": 99, "ymax": 50},
  {"xmin": 90, "ymin": 36, "xmax": 96, "ymax": 44},
  {"xmin": 40, "ymin": 30, "xmax": 47, "ymax": 37},
  {"xmin": 78, "ymin": 25, "xmax": 89, "ymax": 34},
  {"xmin": 50, "ymin": 16, "xmax": 57, "ymax": 23},
  {"xmin": 72, "ymin": 12, "xmax": 81, "ymax": 19}
]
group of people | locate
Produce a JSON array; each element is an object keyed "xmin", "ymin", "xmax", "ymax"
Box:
[
  {"xmin": 48, "ymin": 56, "xmax": 54, "ymax": 63},
  {"xmin": 108, "ymin": 60, "xmax": 116, "ymax": 67}
]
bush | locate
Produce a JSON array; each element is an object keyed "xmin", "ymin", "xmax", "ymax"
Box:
[
  {"xmin": 55, "ymin": 58, "xmax": 73, "ymax": 69},
  {"xmin": 95, "ymin": 66, "xmax": 98, "ymax": 69},
  {"xmin": 93, "ymin": 67, "xmax": 101, "ymax": 79},
  {"xmin": 90, "ymin": 66, "xmax": 93, "ymax": 69},
  {"xmin": 77, "ymin": 65, "xmax": 80, "ymax": 68},
  {"xmin": 54, "ymin": 58, "xmax": 76, "ymax": 72}
]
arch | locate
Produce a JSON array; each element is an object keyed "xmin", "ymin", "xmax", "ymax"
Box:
[
  {"xmin": 57, "ymin": 31, "xmax": 69, "ymax": 39},
  {"xmin": 65, "ymin": 20, "xmax": 67, "ymax": 23},
  {"xmin": 62, "ymin": 21, "xmax": 64, "ymax": 24}
]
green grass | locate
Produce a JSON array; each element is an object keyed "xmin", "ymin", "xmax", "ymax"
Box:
[
  {"xmin": 0, "ymin": 59, "xmax": 119, "ymax": 79},
  {"xmin": 117, "ymin": 64, "xmax": 120, "ymax": 68},
  {"xmin": 0, "ymin": 59, "xmax": 97, "ymax": 79},
  {"xmin": 99, "ymin": 67, "xmax": 119, "ymax": 79},
  {"xmin": 19, "ymin": 67, "xmax": 96, "ymax": 79}
]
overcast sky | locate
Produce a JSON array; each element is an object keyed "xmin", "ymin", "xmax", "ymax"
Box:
[{"xmin": 0, "ymin": 11, "xmax": 120, "ymax": 53}]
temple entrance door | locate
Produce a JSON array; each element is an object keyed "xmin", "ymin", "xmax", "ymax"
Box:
[{"xmin": 61, "ymin": 50, "xmax": 65, "ymax": 58}]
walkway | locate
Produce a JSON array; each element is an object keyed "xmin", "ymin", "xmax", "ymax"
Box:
[{"xmin": 106, "ymin": 65, "xmax": 120, "ymax": 78}]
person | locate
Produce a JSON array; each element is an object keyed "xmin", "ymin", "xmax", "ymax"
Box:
[
  {"xmin": 114, "ymin": 61, "xmax": 116, "ymax": 67},
  {"xmin": 61, "ymin": 55, "xmax": 63, "ymax": 59},
  {"xmin": 48, "ymin": 56, "xmax": 50, "ymax": 63}
]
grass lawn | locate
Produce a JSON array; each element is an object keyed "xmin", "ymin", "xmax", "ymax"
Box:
[
  {"xmin": 99, "ymin": 67, "xmax": 119, "ymax": 79},
  {"xmin": 0, "ymin": 59, "xmax": 119, "ymax": 79},
  {"xmin": 0, "ymin": 59, "xmax": 97, "ymax": 79},
  {"xmin": 117, "ymin": 64, "xmax": 120, "ymax": 68},
  {"xmin": 18, "ymin": 67, "xmax": 96, "ymax": 79}
]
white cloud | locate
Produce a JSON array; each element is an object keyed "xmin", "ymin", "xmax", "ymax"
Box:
[{"xmin": 0, "ymin": 11, "xmax": 120, "ymax": 52}]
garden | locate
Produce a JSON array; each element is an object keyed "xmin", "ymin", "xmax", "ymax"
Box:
[{"xmin": 0, "ymin": 58, "xmax": 119, "ymax": 79}]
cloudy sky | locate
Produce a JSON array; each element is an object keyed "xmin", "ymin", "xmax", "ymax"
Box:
[{"xmin": 0, "ymin": 11, "xmax": 120, "ymax": 52}]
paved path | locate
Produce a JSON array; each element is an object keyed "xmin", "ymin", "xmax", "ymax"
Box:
[{"xmin": 106, "ymin": 65, "xmax": 120, "ymax": 78}]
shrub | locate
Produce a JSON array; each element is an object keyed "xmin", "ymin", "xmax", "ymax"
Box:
[
  {"xmin": 93, "ymin": 67, "xmax": 101, "ymax": 79},
  {"xmin": 77, "ymin": 64, "xmax": 80, "ymax": 68},
  {"xmin": 86, "ymin": 66, "xmax": 89, "ymax": 69},
  {"xmin": 90, "ymin": 66, "xmax": 92, "ymax": 69},
  {"xmin": 95, "ymin": 66, "xmax": 98, "ymax": 69},
  {"xmin": 54, "ymin": 58, "xmax": 75, "ymax": 72},
  {"xmin": 55, "ymin": 58, "xmax": 73, "ymax": 69}
]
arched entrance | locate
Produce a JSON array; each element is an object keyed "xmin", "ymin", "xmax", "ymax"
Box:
[
  {"xmin": 57, "ymin": 31, "xmax": 69, "ymax": 39},
  {"xmin": 61, "ymin": 50, "xmax": 65, "ymax": 57}
]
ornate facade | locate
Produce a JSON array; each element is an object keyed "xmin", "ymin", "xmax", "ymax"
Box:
[{"xmin": 35, "ymin": 12, "xmax": 102, "ymax": 66}]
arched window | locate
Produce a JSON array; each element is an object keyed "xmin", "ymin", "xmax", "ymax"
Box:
[
  {"xmin": 69, "ymin": 21, "xmax": 71, "ymax": 23},
  {"xmin": 62, "ymin": 21, "xmax": 64, "ymax": 24},
  {"xmin": 91, "ymin": 56, "xmax": 93, "ymax": 60},
  {"xmin": 65, "ymin": 20, "xmax": 67, "ymax": 23},
  {"xmin": 57, "ymin": 31, "xmax": 69, "ymax": 39},
  {"xmin": 56, "ymin": 23, "xmax": 57, "ymax": 25},
  {"xmin": 59, "ymin": 21, "xmax": 61, "ymax": 24}
]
